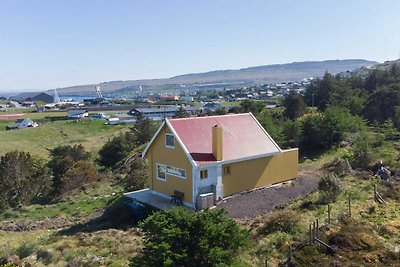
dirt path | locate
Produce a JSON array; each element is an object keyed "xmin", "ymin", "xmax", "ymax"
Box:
[{"xmin": 218, "ymin": 168, "xmax": 322, "ymax": 218}]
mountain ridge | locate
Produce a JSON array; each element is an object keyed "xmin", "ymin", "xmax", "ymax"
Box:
[{"xmin": 47, "ymin": 59, "xmax": 377, "ymax": 96}]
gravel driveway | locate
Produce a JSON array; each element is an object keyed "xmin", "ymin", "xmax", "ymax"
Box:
[{"xmin": 218, "ymin": 175, "xmax": 320, "ymax": 218}]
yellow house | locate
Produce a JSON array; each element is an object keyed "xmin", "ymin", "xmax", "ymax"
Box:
[{"xmin": 127, "ymin": 113, "xmax": 298, "ymax": 210}]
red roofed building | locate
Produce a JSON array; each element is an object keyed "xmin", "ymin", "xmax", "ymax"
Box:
[{"xmin": 126, "ymin": 113, "xmax": 298, "ymax": 210}]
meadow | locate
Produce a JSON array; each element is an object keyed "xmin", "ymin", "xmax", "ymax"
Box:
[{"xmin": 0, "ymin": 111, "xmax": 131, "ymax": 157}]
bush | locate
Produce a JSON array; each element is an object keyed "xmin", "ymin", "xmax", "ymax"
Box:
[
  {"xmin": 98, "ymin": 132, "xmax": 136, "ymax": 168},
  {"xmin": 257, "ymin": 209, "xmax": 299, "ymax": 235},
  {"xmin": 62, "ymin": 161, "xmax": 98, "ymax": 194},
  {"xmin": 318, "ymin": 174, "xmax": 342, "ymax": 204},
  {"xmin": 36, "ymin": 249, "xmax": 53, "ymax": 265},
  {"xmin": 0, "ymin": 151, "xmax": 52, "ymax": 211},
  {"xmin": 351, "ymin": 132, "xmax": 374, "ymax": 170},
  {"xmin": 130, "ymin": 208, "xmax": 249, "ymax": 267},
  {"xmin": 16, "ymin": 242, "xmax": 37, "ymax": 259},
  {"xmin": 124, "ymin": 157, "xmax": 149, "ymax": 191}
]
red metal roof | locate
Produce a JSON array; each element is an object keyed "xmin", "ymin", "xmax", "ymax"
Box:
[{"xmin": 168, "ymin": 113, "xmax": 281, "ymax": 165}]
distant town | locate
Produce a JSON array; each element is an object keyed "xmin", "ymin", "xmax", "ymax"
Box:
[{"xmin": 0, "ymin": 77, "xmax": 315, "ymax": 130}]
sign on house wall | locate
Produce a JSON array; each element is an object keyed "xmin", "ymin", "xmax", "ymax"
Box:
[{"xmin": 166, "ymin": 166, "xmax": 186, "ymax": 179}]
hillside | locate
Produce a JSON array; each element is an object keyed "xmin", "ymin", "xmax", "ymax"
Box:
[{"xmin": 53, "ymin": 59, "xmax": 377, "ymax": 96}]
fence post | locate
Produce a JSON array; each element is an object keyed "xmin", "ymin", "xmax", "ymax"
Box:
[
  {"xmin": 313, "ymin": 221, "xmax": 316, "ymax": 243},
  {"xmin": 316, "ymin": 219, "xmax": 319, "ymax": 238},
  {"xmin": 287, "ymin": 245, "xmax": 292, "ymax": 267},
  {"xmin": 328, "ymin": 204, "xmax": 331, "ymax": 224},
  {"xmin": 265, "ymin": 258, "xmax": 268, "ymax": 267},
  {"xmin": 374, "ymin": 183, "xmax": 377, "ymax": 200},
  {"xmin": 309, "ymin": 224, "xmax": 312, "ymax": 244},
  {"xmin": 348, "ymin": 196, "xmax": 351, "ymax": 218}
]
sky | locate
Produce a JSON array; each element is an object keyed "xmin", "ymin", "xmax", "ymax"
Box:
[{"xmin": 0, "ymin": 0, "xmax": 400, "ymax": 92}]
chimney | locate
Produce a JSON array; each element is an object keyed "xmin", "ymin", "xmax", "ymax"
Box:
[{"xmin": 212, "ymin": 125, "xmax": 223, "ymax": 161}]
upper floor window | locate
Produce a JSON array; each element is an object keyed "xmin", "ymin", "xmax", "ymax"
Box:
[{"xmin": 165, "ymin": 133, "xmax": 175, "ymax": 148}]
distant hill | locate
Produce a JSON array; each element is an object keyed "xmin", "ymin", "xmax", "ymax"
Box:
[{"xmin": 52, "ymin": 59, "xmax": 377, "ymax": 96}]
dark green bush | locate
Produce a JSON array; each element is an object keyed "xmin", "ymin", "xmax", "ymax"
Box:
[{"xmin": 318, "ymin": 174, "xmax": 342, "ymax": 204}]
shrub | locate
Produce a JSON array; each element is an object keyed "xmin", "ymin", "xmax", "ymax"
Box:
[
  {"xmin": 36, "ymin": 249, "xmax": 53, "ymax": 265},
  {"xmin": 62, "ymin": 161, "xmax": 98, "ymax": 194},
  {"xmin": 0, "ymin": 151, "xmax": 52, "ymax": 211},
  {"xmin": 351, "ymin": 132, "xmax": 374, "ymax": 170},
  {"xmin": 318, "ymin": 174, "xmax": 342, "ymax": 204},
  {"xmin": 130, "ymin": 208, "xmax": 249, "ymax": 267},
  {"xmin": 98, "ymin": 132, "xmax": 136, "ymax": 168},
  {"xmin": 124, "ymin": 157, "xmax": 148, "ymax": 191},
  {"xmin": 257, "ymin": 209, "xmax": 299, "ymax": 235},
  {"xmin": 16, "ymin": 242, "xmax": 37, "ymax": 259}
]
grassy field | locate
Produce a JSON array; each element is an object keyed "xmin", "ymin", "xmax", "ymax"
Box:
[{"xmin": 0, "ymin": 119, "xmax": 131, "ymax": 157}]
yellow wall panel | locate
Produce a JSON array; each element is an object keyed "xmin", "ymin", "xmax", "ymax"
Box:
[{"xmin": 222, "ymin": 149, "xmax": 298, "ymax": 197}]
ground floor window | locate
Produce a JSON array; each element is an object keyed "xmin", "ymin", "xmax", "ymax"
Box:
[
  {"xmin": 157, "ymin": 163, "xmax": 187, "ymax": 180},
  {"xmin": 200, "ymin": 169, "xmax": 208, "ymax": 179},
  {"xmin": 157, "ymin": 163, "xmax": 166, "ymax": 181},
  {"xmin": 223, "ymin": 166, "xmax": 231, "ymax": 175}
]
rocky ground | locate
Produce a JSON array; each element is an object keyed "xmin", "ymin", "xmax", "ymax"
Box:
[{"xmin": 218, "ymin": 168, "xmax": 323, "ymax": 218}]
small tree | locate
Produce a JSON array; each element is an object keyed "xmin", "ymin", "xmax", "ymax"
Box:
[
  {"xmin": 0, "ymin": 151, "xmax": 52, "ymax": 210},
  {"xmin": 174, "ymin": 106, "xmax": 189, "ymax": 118},
  {"xmin": 62, "ymin": 161, "xmax": 97, "ymax": 193},
  {"xmin": 98, "ymin": 132, "xmax": 136, "ymax": 168},
  {"xmin": 318, "ymin": 174, "xmax": 342, "ymax": 204},
  {"xmin": 48, "ymin": 145, "xmax": 91, "ymax": 195},
  {"xmin": 131, "ymin": 116, "xmax": 157, "ymax": 146},
  {"xmin": 351, "ymin": 132, "xmax": 373, "ymax": 170},
  {"xmin": 130, "ymin": 208, "xmax": 249, "ymax": 267},
  {"xmin": 283, "ymin": 90, "xmax": 307, "ymax": 119}
]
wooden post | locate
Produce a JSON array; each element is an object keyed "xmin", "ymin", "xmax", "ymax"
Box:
[
  {"xmin": 316, "ymin": 219, "xmax": 319, "ymax": 238},
  {"xmin": 374, "ymin": 183, "xmax": 377, "ymax": 201},
  {"xmin": 265, "ymin": 258, "xmax": 268, "ymax": 267},
  {"xmin": 309, "ymin": 224, "xmax": 312, "ymax": 244},
  {"xmin": 348, "ymin": 196, "xmax": 351, "ymax": 218},
  {"xmin": 287, "ymin": 245, "xmax": 292, "ymax": 267},
  {"xmin": 313, "ymin": 221, "xmax": 316, "ymax": 243},
  {"xmin": 328, "ymin": 204, "xmax": 331, "ymax": 224}
]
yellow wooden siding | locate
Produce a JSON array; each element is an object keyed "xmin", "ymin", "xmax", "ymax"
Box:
[
  {"xmin": 222, "ymin": 149, "xmax": 298, "ymax": 197},
  {"xmin": 144, "ymin": 124, "xmax": 193, "ymax": 203}
]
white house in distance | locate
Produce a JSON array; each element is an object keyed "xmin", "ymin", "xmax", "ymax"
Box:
[
  {"xmin": 6, "ymin": 118, "xmax": 39, "ymax": 130},
  {"xmin": 68, "ymin": 109, "xmax": 89, "ymax": 119}
]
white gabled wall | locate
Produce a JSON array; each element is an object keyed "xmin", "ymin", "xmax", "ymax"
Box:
[{"xmin": 192, "ymin": 164, "xmax": 223, "ymax": 208}]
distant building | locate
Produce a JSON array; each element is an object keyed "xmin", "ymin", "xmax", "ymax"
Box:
[
  {"xmin": 129, "ymin": 106, "xmax": 199, "ymax": 121},
  {"xmin": 6, "ymin": 118, "xmax": 38, "ymax": 130},
  {"xmin": 159, "ymin": 95, "xmax": 180, "ymax": 102},
  {"xmin": 202, "ymin": 102, "xmax": 221, "ymax": 111},
  {"xmin": 68, "ymin": 109, "xmax": 89, "ymax": 119},
  {"xmin": 181, "ymin": 96, "xmax": 194, "ymax": 102}
]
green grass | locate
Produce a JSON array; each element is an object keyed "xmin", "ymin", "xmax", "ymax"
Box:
[
  {"xmin": 219, "ymin": 101, "xmax": 241, "ymax": 107},
  {"xmin": 0, "ymin": 195, "xmax": 119, "ymax": 223},
  {"xmin": 0, "ymin": 119, "xmax": 131, "ymax": 157}
]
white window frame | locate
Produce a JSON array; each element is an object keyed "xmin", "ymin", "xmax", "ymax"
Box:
[
  {"xmin": 156, "ymin": 163, "xmax": 167, "ymax": 181},
  {"xmin": 165, "ymin": 133, "xmax": 175, "ymax": 148}
]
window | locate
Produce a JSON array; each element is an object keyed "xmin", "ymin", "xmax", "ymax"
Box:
[
  {"xmin": 200, "ymin": 170, "xmax": 208, "ymax": 179},
  {"xmin": 223, "ymin": 166, "xmax": 231, "ymax": 175},
  {"xmin": 165, "ymin": 133, "xmax": 175, "ymax": 148},
  {"xmin": 157, "ymin": 163, "xmax": 166, "ymax": 181}
]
